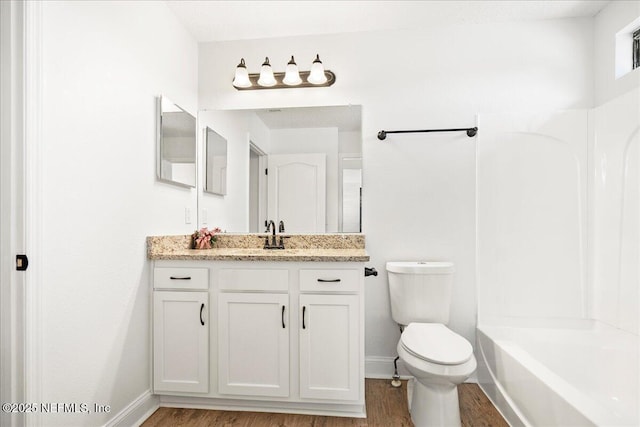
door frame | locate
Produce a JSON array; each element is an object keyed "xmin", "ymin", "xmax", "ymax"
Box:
[
  {"xmin": 0, "ymin": 2, "xmax": 43, "ymax": 426},
  {"xmin": 249, "ymin": 141, "xmax": 267, "ymax": 232}
]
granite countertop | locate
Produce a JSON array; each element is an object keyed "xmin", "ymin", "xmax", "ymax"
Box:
[{"xmin": 147, "ymin": 234, "xmax": 370, "ymax": 262}]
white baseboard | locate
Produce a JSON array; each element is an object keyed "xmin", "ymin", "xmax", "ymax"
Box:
[
  {"xmin": 104, "ymin": 390, "xmax": 159, "ymax": 427},
  {"xmin": 365, "ymin": 356, "xmax": 478, "ymax": 384},
  {"xmin": 365, "ymin": 356, "xmax": 411, "ymax": 379}
]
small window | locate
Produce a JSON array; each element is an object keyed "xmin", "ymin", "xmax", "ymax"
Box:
[{"xmin": 634, "ymin": 29, "xmax": 640, "ymax": 70}]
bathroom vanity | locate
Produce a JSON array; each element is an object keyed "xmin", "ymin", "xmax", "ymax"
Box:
[{"xmin": 148, "ymin": 234, "xmax": 369, "ymax": 417}]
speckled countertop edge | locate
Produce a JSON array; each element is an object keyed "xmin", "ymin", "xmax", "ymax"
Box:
[{"xmin": 147, "ymin": 234, "xmax": 369, "ymax": 262}]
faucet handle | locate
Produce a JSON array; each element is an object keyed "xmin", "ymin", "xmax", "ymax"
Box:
[{"xmin": 278, "ymin": 220, "xmax": 285, "ymax": 233}]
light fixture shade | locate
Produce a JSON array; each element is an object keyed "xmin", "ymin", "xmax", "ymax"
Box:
[
  {"xmin": 232, "ymin": 58, "xmax": 251, "ymax": 88},
  {"xmin": 257, "ymin": 57, "xmax": 277, "ymax": 87},
  {"xmin": 307, "ymin": 54, "xmax": 327, "ymax": 85},
  {"xmin": 282, "ymin": 56, "xmax": 302, "ymax": 85}
]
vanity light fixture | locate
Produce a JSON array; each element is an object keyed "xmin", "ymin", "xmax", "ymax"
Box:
[
  {"xmin": 307, "ymin": 54, "xmax": 328, "ymax": 85},
  {"xmin": 282, "ymin": 56, "xmax": 302, "ymax": 85},
  {"xmin": 232, "ymin": 54, "xmax": 336, "ymax": 90},
  {"xmin": 257, "ymin": 57, "xmax": 277, "ymax": 87},
  {"xmin": 231, "ymin": 58, "xmax": 251, "ymax": 88}
]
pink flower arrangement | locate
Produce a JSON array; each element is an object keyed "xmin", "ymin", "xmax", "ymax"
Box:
[{"xmin": 191, "ymin": 227, "xmax": 222, "ymax": 249}]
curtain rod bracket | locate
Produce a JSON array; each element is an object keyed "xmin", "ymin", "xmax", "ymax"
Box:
[{"xmin": 377, "ymin": 127, "xmax": 478, "ymax": 140}]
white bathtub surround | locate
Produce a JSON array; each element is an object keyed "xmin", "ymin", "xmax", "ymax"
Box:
[
  {"xmin": 477, "ymin": 320, "xmax": 638, "ymax": 426},
  {"xmin": 477, "ymin": 89, "xmax": 639, "ymax": 426},
  {"xmin": 590, "ymin": 88, "xmax": 640, "ymax": 335}
]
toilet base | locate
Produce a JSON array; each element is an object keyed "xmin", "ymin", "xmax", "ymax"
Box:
[{"xmin": 407, "ymin": 377, "xmax": 461, "ymax": 427}]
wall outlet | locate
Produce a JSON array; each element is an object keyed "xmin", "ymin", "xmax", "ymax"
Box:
[
  {"xmin": 185, "ymin": 207, "xmax": 192, "ymax": 224},
  {"xmin": 202, "ymin": 208, "xmax": 208, "ymax": 224}
]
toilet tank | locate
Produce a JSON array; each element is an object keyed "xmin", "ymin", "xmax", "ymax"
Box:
[{"xmin": 386, "ymin": 261, "xmax": 455, "ymax": 326}]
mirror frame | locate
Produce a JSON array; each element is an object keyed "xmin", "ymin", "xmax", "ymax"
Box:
[{"xmin": 156, "ymin": 95, "xmax": 197, "ymax": 188}]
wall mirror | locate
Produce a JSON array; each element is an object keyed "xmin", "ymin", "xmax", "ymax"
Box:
[
  {"xmin": 156, "ymin": 96, "xmax": 196, "ymax": 188},
  {"xmin": 198, "ymin": 105, "xmax": 362, "ymax": 234},
  {"xmin": 204, "ymin": 127, "xmax": 228, "ymax": 195}
]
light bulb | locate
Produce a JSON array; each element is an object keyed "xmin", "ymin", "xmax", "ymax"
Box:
[
  {"xmin": 232, "ymin": 58, "xmax": 251, "ymax": 88},
  {"xmin": 257, "ymin": 57, "xmax": 277, "ymax": 87},
  {"xmin": 283, "ymin": 56, "xmax": 302, "ymax": 86},
  {"xmin": 307, "ymin": 54, "xmax": 327, "ymax": 85}
]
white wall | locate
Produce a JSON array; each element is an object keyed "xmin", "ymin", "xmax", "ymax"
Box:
[
  {"xmin": 339, "ymin": 130, "xmax": 362, "ymax": 154},
  {"xmin": 41, "ymin": 1, "xmax": 198, "ymax": 425},
  {"xmin": 594, "ymin": 1, "xmax": 640, "ymax": 105},
  {"xmin": 590, "ymin": 88, "xmax": 640, "ymax": 335},
  {"xmin": 198, "ymin": 110, "xmax": 251, "ymax": 232},
  {"xmin": 198, "ymin": 18, "xmax": 594, "ymax": 374}
]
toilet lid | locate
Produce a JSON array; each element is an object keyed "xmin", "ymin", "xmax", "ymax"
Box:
[{"xmin": 400, "ymin": 323, "xmax": 473, "ymax": 365}]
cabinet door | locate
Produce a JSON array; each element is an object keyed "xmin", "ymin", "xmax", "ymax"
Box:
[
  {"xmin": 299, "ymin": 294, "xmax": 359, "ymax": 401},
  {"xmin": 153, "ymin": 291, "xmax": 208, "ymax": 393},
  {"xmin": 218, "ymin": 293, "xmax": 289, "ymax": 397}
]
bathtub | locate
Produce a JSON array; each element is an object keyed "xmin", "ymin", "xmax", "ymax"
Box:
[{"xmin": 477, "ymin": 319, "xmax": 638, "ymax": 426}]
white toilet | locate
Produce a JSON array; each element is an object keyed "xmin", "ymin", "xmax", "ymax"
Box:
[{"xmin": 387, "ymin": 261, "xmax": 476, "ymax": 427}]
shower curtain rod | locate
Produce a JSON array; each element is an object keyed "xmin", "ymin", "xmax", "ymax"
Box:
[{"xmin": 377, "ymin": 127, "xmax": 478, "ymax": 140}]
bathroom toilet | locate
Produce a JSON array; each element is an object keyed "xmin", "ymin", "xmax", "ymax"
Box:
[{"xmin": 387, "ymin": 261, "xmax": 477, "ymax": 427}]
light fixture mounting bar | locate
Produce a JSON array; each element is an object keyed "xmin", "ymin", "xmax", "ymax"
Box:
[
  {"xmin": 233, "ymin": 70, "xmax": 336, "ymax": 90},
  {"xmin": 377, "ymin": 127, "xmax": 478, "ymax": 140}
]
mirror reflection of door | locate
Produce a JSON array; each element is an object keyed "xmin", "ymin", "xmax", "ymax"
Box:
[
  {"xmin": 249, "ymin": 142, "xmax": 267, "ymax": 233},
  {"xmin": 340, "ymin": 156, "xmax": 362, "ymax": 233},
  {"xmin": 267, "ymin": 154, "xmax": 327, "ymax": 233}
]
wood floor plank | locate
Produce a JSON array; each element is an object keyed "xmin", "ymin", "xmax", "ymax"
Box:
[{"xmin": 142, "ymin": 380, "xmax": 506, "ymax": 426}]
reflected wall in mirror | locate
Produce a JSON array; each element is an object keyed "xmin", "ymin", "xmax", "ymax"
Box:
[
  {"xmin": 156, "ymin": 96, "xmax": 196, "ymax": 187},
  {"xmin": 198, "ymin": 105, "xmax": 362, "ymax": 234},
  {"xmin": 204, "ymin": 127, "xmax": 227, "ymax": 195}
]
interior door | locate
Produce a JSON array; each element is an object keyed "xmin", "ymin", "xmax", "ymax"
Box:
[{"xmin": 267, "ymin": 153, "xmax": 326, "ymax": 233}]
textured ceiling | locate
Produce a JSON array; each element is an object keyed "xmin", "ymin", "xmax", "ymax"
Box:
[{"xmin": 166, "ymin": 0, "xmax": 611, "ymax": 42}]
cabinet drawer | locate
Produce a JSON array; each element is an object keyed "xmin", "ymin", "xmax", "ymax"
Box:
[
  {"xmin": 300, "ymin": 269, "xmax": 360, "ymax": 293},
  {"xmin": 219, "ymin": 269, "xmax": 289, "ymax": 292},
  {"xmin": 154, "ymin": 267, "xmax": 208, "ymax": 290}
]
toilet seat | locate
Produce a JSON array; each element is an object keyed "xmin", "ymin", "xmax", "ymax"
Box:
[{"xmin": 400, "ymin": 323, "xmax": 472, "ymax": 365}]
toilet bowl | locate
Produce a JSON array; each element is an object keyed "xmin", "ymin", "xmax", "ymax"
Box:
[
  {"xmin": 386, "ymin": 261, "xmax": 477, "ymax": 427},
  {"xmin": 398, "ymin": 323, "xmax": 476, "ymax": 427}
]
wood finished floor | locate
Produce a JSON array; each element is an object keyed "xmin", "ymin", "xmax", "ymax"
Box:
[{"xmin": 142, "ymin": 380, "xmax": 508, "ymax": 427}]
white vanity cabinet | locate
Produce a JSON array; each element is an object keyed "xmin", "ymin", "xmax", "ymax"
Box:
[
  {"xmin": 299, "ymin": 293, "xmax": 359, "ymax": 400},
  {"xmin": 218, "ymin": 292, "xmax": 290, "ymax": 397},
  {"xmin": 151, "ymin": 260, "xmax": 366, "ymax": 417},
  {"xmin": 299, "ymin": 268, "xmax": 361, "ymax": 401},
  {"xmin": 153, "ymin": 268, "xmax": 209, "ymax": 394}
]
